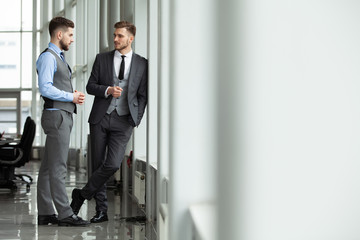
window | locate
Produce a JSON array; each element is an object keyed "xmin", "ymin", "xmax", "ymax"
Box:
[
  {"xmin": 0, "ymin": 93, "xmax": 20, "ymax": 136},
  {"xmin": 0, "ymin": 0, "xmax": 34, "ymax": 137}
]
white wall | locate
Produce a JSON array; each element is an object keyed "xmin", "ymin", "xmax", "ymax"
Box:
[
  {"xmin": 218, "ymin": 1, "xmax": 360, "ymax": 239},
  {"xmin": 168, "ymin": 0, "xmax": 217, "ymax": 239}
]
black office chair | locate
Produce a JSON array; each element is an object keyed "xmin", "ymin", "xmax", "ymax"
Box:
[{"xmin": 0, "ymin": 117, "xmax": 36, "ymax": 191}]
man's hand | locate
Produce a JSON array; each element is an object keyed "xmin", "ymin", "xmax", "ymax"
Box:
[
  {"xmin": 107, "ymin": 86, "xmax": 123, "ymax": 98},
  {"xmin": 73, "ymin": 90, "xmax": 85, "ymax": 105}
]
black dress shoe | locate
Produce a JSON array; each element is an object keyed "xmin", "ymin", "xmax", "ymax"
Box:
[
  {"xmin": 38, "ymin": 214, "xmax": 58, "ymax": 225},
  {"xmin": 70, "ymin": 188, "xmax": 85, "ymax": 215},
  {"xmin": 58, "ymin": 214, "xmax": 90, "ymax": 227},
  {"xmin": 90, "ymin": 211, "xmax": 108, "ymax": 223}
]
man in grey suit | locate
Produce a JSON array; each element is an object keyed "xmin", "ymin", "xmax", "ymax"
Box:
[
  {"xmin": 36, "ymin": 17, "xmax": 89, "ymax": 226},
  {"xmin": 70, "ymin": 21, "xmax": 148, "ymax": 223}
]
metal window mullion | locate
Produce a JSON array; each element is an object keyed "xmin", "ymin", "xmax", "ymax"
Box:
[
  {"xmin": 0, "ymin": 30, "xmax": 33, "ymax": 33},
  {"xmin": 18, "ymin": 0, "xmax": 23, "ymax": 136},
  {"xmin": 20, "ymin": 0, "xmax": 23, "ymax": 89},
  {"xmin": 16, "ymin": 92, "xmax": 21, "ymax": 136},
  {"xmin": 31, "ymin": 0, "xmax": 37, "ymax": 120}
]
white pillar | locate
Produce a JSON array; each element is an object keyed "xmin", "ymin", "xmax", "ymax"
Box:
[
  {"xmin": 84, "ymin": 0, "xmax": 99, "ymax": 137},
  {"xmin": 133, "ymin": 0, "xmax": 147, "ymax": 160},
  {"xmin": 53, "ymin": 0, "xmax": 64, "ymax": 15},
  {"xmin": 218, "ymin": 1, "xmax": 360, "ymax": 239},
  {"xmin": 108, "ymin": 0, "xmax": 121, "ymax": 50},
  {"xmin": 168, "ymin": 0, "xmax": 217, "ymax": 239},
  {"xmin": 217, "ymin": 0, "xmax": 244, "ymax": 238},
  {"xmin": 158, "ymin": 0, "xmax": 170, "ymax": 236},
  {"xmin": 146, "ymin": 0, "xmax": 158, "ymax": 222},
  {"xmin": 99, "ymin": 0, "xmax": 109, "ymax": 52},
  {"xmin": 74, "ymin": 0, "xmax": 87, "ymax": 168},
  {"xmin": 38, "ymin": 0, "xmax": 52, "ymax": 146}
]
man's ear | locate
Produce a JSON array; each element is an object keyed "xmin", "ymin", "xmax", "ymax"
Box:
[{"xmin": 56, "ymin": 30, "xmax": 62, "ymax": 40}]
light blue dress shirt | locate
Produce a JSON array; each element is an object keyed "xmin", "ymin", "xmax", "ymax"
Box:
[{"xmin": 36, "ymin": 43, "xmax": 73, "ymax": 107}]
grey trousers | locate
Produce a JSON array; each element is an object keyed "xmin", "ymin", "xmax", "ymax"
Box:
[
  {"xmin": 82, "ymin": 111, "xmax": 133, "ymax": 212},
  {"xmin": 37, "ymin": 110, "xmax": 74, "ymax": 219}
]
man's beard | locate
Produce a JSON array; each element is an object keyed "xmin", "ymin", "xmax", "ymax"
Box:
[
  {"xmin": 60, "ymin": 39, "xmax": 69, "ymax": 51},
  {"xmin": 119, "ymin": 44, "xmax": 128, "ymax": 51},
  {"xmin": 116, "ymin": 40, "xmax": 129, "ymax": 51}
]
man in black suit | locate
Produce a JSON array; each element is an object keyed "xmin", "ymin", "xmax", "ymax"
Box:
[{"xmin": 70, "ymin": 21, "xmax": 148, "ymax": 223}]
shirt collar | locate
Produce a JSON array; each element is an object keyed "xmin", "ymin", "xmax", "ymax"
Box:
[
  {"xmin": 48, "ymin": 42, "xmax": 63, "ymax": 56},
  {"xmin": 115, "ymin": 49, "xmax": 133, "ymax": 59}
]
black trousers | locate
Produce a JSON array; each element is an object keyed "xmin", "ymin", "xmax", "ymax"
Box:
[{"xmin": 82, "ymin": 111, "xmax": 133, "ymax": 212}]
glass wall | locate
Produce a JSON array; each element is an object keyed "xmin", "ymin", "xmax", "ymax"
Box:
[
  {"xmin": 0, "ymin": 0, "xmax": 34, "ymax": 137},
  {"xmin": 0, "ymin": 95, "xmax": 19, "ymax": 136}
]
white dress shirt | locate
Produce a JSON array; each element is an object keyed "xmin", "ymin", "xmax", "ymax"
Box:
[{"xmin": 105, "ymin": 49, "xmax": 133, "ymax": 97}]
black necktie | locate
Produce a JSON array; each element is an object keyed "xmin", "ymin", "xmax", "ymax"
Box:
[{"xmin": 119, "ymin": 55, "xmax": 126, "ymax": 80}]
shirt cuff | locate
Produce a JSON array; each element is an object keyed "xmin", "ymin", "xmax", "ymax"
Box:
[
  {"xmin": 105, "ymin": 87, "xmax": 110, "ymax": 98},
  {"xmin": 67, "ymin": 92, "xmax": 74, "ymax": 102}
]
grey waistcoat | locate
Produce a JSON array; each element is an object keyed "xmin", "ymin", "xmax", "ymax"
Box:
[
  {"xmin": 106, "ymin": 65, "xmax": 130, "ymax": 116},
  {"xmin": 42, "ymin": 49, "xmax": 76, "ymax": 114}
]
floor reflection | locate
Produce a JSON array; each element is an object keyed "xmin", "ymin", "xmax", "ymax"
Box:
[{"xmin": 0, "ymin": 160, "xmax": 155, "ymax": 240}]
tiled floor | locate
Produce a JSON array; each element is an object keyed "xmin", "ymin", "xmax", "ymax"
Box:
[{"xmin": 0, "ymin": 160, "xmax": 156, "ymax": 240}]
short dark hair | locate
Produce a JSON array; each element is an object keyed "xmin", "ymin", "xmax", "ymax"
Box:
[
  {"xmin": 49, "ymin": 17, "xmax": 74, "ymax": 37},
  {"xmin": 114, "ymin": 21, "xmax": 136, "ymax": 36}
]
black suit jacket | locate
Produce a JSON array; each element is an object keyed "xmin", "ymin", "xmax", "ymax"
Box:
[{"xmin": 86, "ymin": 50, "xmax": 148, "ymax": 126}]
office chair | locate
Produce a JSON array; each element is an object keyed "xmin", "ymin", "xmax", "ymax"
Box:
[{"xmin": 0, "ymin": 117, "xmax": 36, "ymax": 191}]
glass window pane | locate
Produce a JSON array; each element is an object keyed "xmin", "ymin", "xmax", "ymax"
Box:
[
  {"xmin": 0, "ymin": 0, "xmax": 21, "ymax": 31},
  {"xmin": 22, "ymin": 33, "xmax": 33, "ymax": 88},
  {"xmin": 0, "ymin": 33, "xmax": 21, "ymax": 88},
  {"xmin": 0, "ymin": 98, "xmax": 17, "ymax": 135},
  {"xmin": 0, "ymin": 123, "xmax": 17, "ymax": 135},
  {"xmin": 0, "ymin": 98, "xmax": 17, "ymax": 121},
  {"xmin": 22, "ymin": 0, "xmax": 33, "ymax": 31}
]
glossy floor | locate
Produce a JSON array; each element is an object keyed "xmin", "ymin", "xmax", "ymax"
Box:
[{"xmin": 0, "ymin": 160, "xmax": 156, "ymax": 240}]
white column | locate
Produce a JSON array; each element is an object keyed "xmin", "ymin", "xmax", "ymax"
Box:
[
  {"xmin": 216, "ymin": 0, "xmax": 243, "ymax": 238},
  {"xmin": 38, "ymin": 0, "xmax": 52, "ymax": 146},
  {"xmin": 53, "ymin": 0, "xmax": 64, "ymax": 15},
  {"xmin": 99, "ymin": 0, "xmax": 109, "ymax": 52},
  {"xmin": 218, "ymin": 1, "xmax": 360, "ymax": 239},
  {"xmin": 133, "ymin": 0, "xmax": 147, "ymax": 58},
  {"xmin": 39, "ymin": 0, "xmax": 51, "ymax": 51},
  {"xmin": 146, "ymin": 0, "xmax": 158, "ymax": 222},
  {"xmin": 74, "ymin": 0, "xmax": 87, "ymax": 168},
  {"xmin": 64, "ymin": 0, "xmax": 75, "ymax": 66},
  {"xmin": 109, "ymin": 0, "xmax": 120, "ymax": 45},
  {"xmin": 121, "ymin": 0, "xmax": 134, "ymax": 22},
  {"xmin": 84, "ymin": 0, "xmax": 99, "ymax": 138},
  {"xmin": 168, "ymin": 0, "xmax": 217, "ymax": 239},
  {"xmin": 158, "ymin": 0, "xmax": 170, "ymax": 233},
  {"xmin": 158, "ymin": 0, "xmax": 171, "ymax": 238},
  {"xmin": 133, "ymin": 0, "xmax": 147, "ymax": 160},
  {"xmin": 63, "ymin": 0, "xmax": 78, "ymax": 150}
]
